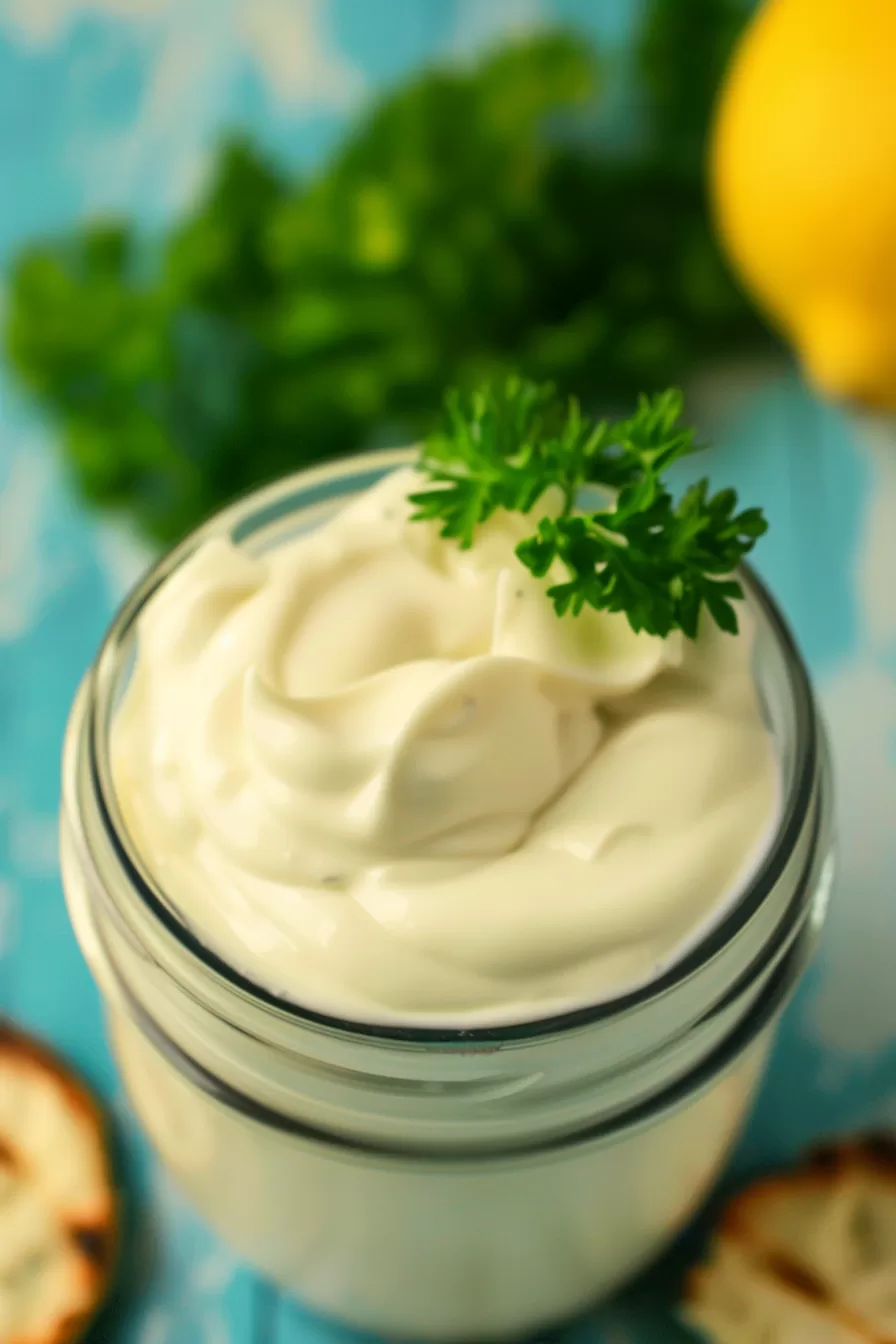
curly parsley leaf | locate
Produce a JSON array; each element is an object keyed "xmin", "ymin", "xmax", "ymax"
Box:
[
  {"xmin": 411, "ymin": 378, "xmax": 767, "ymax": 638},
  {"xmin": 408, "ymin": 376, "xmax": 610, "ymax": 544}
]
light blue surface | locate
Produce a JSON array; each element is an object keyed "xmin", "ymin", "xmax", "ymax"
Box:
[{"xmin": 0, "ymin": 3, "xmax": 894, "ymax": 1342}]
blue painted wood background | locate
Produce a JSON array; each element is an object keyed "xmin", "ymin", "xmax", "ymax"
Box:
[{"xmin": 0, "ymin": 2, "xmax": 894, "ymax": 1341}]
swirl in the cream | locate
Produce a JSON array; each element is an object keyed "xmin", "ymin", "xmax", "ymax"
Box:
[{"xmin": 112, "ymin": 468, "xmax": 778, "ymax": 1025}]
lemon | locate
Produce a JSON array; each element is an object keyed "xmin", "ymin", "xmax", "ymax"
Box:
[{"xmin": 711, "ymin": 0, "xmax": 896, "ymax": 408}]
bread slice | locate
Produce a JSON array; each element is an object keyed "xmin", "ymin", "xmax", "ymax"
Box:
[
  {"xmin": 684, "ymin": 1136, "xmax": 896, "ymax": 1344},
  {"xmin": 0, "ymin": 1024, "xmax": 116, "ymax": 1344},
  {"xmin": 685, "ymin": 1235, "xmax": 874, "ymax": 1343}
]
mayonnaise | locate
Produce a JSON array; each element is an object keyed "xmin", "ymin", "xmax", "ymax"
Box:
[{"xmin": 111, "ymin": 467, "xmax": 778, "ymax": 1026}]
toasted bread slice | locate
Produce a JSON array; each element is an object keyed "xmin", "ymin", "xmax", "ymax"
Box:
[
  {"xmin": 685, "ymin": 1235, "xmax": 875, "ymax": 1343},
  {"xmin": 0, "ymin": 1024, "xmax": 116, "ymax": 1344},
  {"xmin": 684, "ymin": 1135, "xmax": 896, "ymax": 1344}
]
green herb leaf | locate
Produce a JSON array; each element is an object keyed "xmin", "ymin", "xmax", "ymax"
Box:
[
  {"xmin": 3, "ymin": 11, "xmax": 767, "ymax": 546},
  {"xmin": 411, "ymin": 377, "xmax": 767, "ymax": 638}
]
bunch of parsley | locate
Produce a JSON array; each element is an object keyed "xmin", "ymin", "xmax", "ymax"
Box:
[{"xmin": 4, "ymin": 0, "xmax": 763, "ymax": 544}]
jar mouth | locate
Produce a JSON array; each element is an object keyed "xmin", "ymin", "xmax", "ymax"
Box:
[{"xmin": 83, "ymin": 450, "xmax": 819, "ymax": 1045}]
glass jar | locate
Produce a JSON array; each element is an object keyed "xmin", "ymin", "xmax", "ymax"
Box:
[{"xmin": 60, "ymin": 451, "xmax": 834, "ymax": 1341}]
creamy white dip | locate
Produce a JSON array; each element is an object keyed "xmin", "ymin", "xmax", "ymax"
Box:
[{"xmin": 112, "ymin": 467, "xmax": 778, "ymax": 1026}]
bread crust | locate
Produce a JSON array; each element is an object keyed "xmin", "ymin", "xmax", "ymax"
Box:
[{"xmin": 0, "ymin": 1023, "xmax": 117, "ymax": 1344}]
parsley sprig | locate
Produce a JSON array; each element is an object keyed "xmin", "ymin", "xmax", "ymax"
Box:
[{"xmin": 409, "ymin": 378, "xmax": 767, "ymax": 638}]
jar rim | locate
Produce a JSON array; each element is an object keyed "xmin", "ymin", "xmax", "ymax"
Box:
[
  {"xmin": 106, "ymin": 914, "xmax": 815, "ymax": 1161},
  {"xmin": 83, "ymin": 449, "xmax": 819, "ymax": 1045}
]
